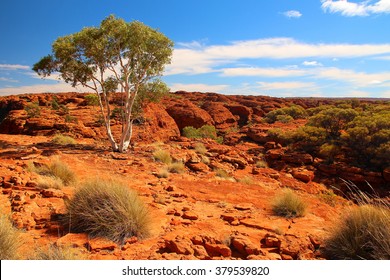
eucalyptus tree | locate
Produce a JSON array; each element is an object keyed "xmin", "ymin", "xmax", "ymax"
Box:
[{"xmin": 33, "ymin": 15, "xmax": 173, "ymax": 152}]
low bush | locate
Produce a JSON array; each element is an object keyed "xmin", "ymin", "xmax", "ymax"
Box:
[
  {"xmin": 0, "ymin": 214, "xmax": 20, "ymax": 259},
  {"xmin": 84, "ymin": 94, "xmax": 99, "ymax": 106},
  {"xmin": 24, "ymin": 102, "xmax": 41, "ymax": 118},
  {"xmin": 182, "ymin": 125, "xmax": 218, "ymax": 140},
  {"xmin": 272, "ymin": 189, "xmax": 307, "ymax": 218},
  {"xmin": 65, "ymin": 180, "xmax": 151, "ymax": 243}
]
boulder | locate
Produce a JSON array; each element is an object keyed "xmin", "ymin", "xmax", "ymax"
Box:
[
  {"xmin": 201, "ymin": 102, "xmax": 237, "ymax": 130},
  {"xmin": 292, "ymin": 168, "xmax": 315, "ymax": 183},
  {"xmin": 165, "ymin": 100, "xmax": 214, "ymax": 131}
]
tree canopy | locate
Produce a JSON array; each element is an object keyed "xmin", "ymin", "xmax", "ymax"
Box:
[{"xmin": 33, "ymin": 15, "xmax": 174, "ymax": 152}]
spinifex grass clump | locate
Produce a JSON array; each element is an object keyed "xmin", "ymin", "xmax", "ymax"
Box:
[
  {"xmin": 152, "ymin": 149, "xmax": 172, "ymax": 165},
  {"xmin": 65, "ymin": 180, "xmax": 151, "ymax": 243},
  {"xmin": 0, "ymin": 214, "xmax": 20, "ymax": 259},
  {"xmin": 324, "ymin": 182, "xmax": 390, "ymax": 260},
  {"xmin": 272, "ymin": 189, "xmax": 307, "ymax": 218},
  {"xmin": 32, "ymin": 244, "xmax": 85, "ymax": 260},
  {"xmin": 28, "ymin": 157, "xmax": 76, "ymax": 186}
]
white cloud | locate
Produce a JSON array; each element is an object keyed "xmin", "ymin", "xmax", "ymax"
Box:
[
  {"xmin": 0, "ymin": 77, "xmax": 18, "ymax": 83},
  {"xmin": 0, "ymin": 64, "xmax": 30, "ymax": 71},
  {"xmin": 0, "ymin": 82, "xmax": 89, "ymax": 96},
  {"xmin": 314, "ymin": 67, "xmax": 390, "ymax": 87},
  {"xmin": 302, "ymin": 60, "xmax": 323, "ymax": 67},
  {"xmin": 257, "ymin": 81, "xmax": 318, "ymax": 90},
  {"xmin": 221, "ymin": 67, "xmax": 306, "ymax": 77},
  {"xmin": 321, "ymin": 0, "xmax": 390, "ymax": 16},
  {"xmin": 166, "ymin": 38, "xmax": 390, "ymax": 76},
  {"xmin": 169, "ymin": 83, "xmax": 229, "ymax": 93},
  {"xmin": 283, "ymin": 10, "xmax": 302, "ymax": 18}
]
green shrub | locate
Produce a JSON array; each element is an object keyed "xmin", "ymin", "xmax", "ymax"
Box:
[
  {"xmin": 276, "ymin": 114, "xmax": 294, "ymax": 123},
  {"xmin": 0, "ymin": 214, "xmax": 20, "ymax": 259},
  {"xmin": 28, "ymin": 157, "xmax": 76, "ymax": 186},
  {"xmin": 84, "ymin": 94, "xmax": 99, "ymax": 106},
  {"xmin": 319, "ymin": 143, "xmax": 341, "ymax": 164},
  {"xmin": 182, "ymin": 125, "xmax": 218, "ymax": 140},
  {"xmin": 265, "ymin": 105, "xmax": 307, "ymax": 123},
  {"xmin": 51, "ymin": 134, "xmax": 76, "ymax": 145},
  {"xmin": 65, "ymin": 180, "xmax": 151, "ymax": 243},
  {"xmin": 272, "ymin": 189, "xmax": 307, "ymax": 218},
  {"xmin": 24, "ymin": 102, "xmax": 41, "ymax": 118},
  {"xmin": 324, "ymin": 204, "xmax": 390, "ymax": 259},
  {"xmin": 153, "ymin": 149, "xmax": 172, "ymax": 164}
]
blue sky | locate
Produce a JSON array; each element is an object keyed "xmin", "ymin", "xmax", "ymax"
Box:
[{"xmin": 0, "ymin": 0, "xmax": 390, "ymax": 98}]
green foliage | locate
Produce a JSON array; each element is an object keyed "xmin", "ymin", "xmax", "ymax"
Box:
[
  {"xmin": 276, "ymin": 114, "xmax": 294, "ymax": 123},
  {"xmin": 64, "ymin": 114, "xmax": 77, "ymax": 123},
  {"xmin": 24, "ymin": 102, "xmax": 41, "ymax": 118},
  {"xmin": 182, "ymin": 125, "xmax": 218, "ymax": 140},
  {"xmin": 319, "ymin": 143, "xmax": 341, "ymax": 164},
  {"xmin": 51, "ymin": 96, "xmax": 60, "ymax": 110},
  {"xmin": 343, "ymin": 110, "xmax": 390, "ymax": 169},
  {"xmin": 307, "ymin": 107, "xmax": 358, "ymax": 140},
  {"xmin": 272, "ymin": 189, "xmax": 307, "ymax": 218},
  {"xmin": 65, "ymin": 179, "xmax": 151, "ymax": 243},
  {"xmin": 33, "ymin": 14, "xmax": 173, "ymax": 153},
  {"xmin": 265, "ymin": 105, "xmax": 307, "ymax": 123},
  {"xmin": 84, "ymin": 94, "xmax": 99, "ymax": 106},
  {"xmin": 0, "ymin": 214, "xmax": 20, "ymax": 259}
]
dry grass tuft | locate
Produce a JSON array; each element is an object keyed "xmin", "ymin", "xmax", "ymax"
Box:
[
  {"xmin": 35, "ymin": 175, "xmax": 64, "ymax": 189},
  {"xmin": 32, "ymin": 244, "xmax": 85, "ymax": 260},
  {"xmin": 272, "ymin": 189, "xmax": 307, "ymax": 218},
  {"xmin": 324, "ymin": 181, "xmax": 390, "ymax": 259},
  {"xmin": 51, "ymin": 134, "xmax": 76, "ymax": 145},
  {"xmin": 65, "ymin": 179, "xmax": 151, "ymax": 244},
  {"xmin": 0, "ymin": 214, "xmax": 21, "ymax": 259},
  {"xmin": 153, "ymin": 149, "xmax": 172, "ymax": 165},
  {"xmin": 194, "ymin": 143, "xmax": 207, "ymax": 155},
  {"xmin": 167, "ymin": 162, "xmax": 186, "ymax": 174},
  {"xmin": 28, "ymin": 157, "xmax": 76, "ymax": 186}
]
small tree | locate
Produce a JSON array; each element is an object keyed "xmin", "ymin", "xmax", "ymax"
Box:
[{"xmin": 33, "ymin": 15, "xmax": 173, "ymax": 152}]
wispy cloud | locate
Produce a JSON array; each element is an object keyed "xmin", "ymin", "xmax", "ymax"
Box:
[
  {"xmin": 169, "ymin": 83, "xmax": 229, "ymax": 93},
  {"xmin": 0, "ymin": 64, "xmax": 30, "ymax": 71},
  {"xmin": 166, "ymin": 38, "xmax": 390, "ymax": 76},
  {"xmin": 282, "ymin": 10, "xmax": 302, "ymax": 18},
  {"xmin": 302, "ymin": 60, "xmax": 323, "ymax": 67},
  {"xmin": 221, "ymin": 67, "xmax": 306, "ymax": 77},
  {"xmin": 0, "ymin": 77, "xmax": 18, "ymax": 83},
  {"xmin": 257, "ymin": 81, "xmax": 317, "ymax": 91},
  {"xmin": 0, "ymin": 82, "xmax": 88, "ymax": 96},
  {"xmin": 321, "ymin": 0, "xmax": 390, "ymax": 17}
]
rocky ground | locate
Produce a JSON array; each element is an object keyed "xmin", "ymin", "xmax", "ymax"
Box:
[{"xmin": 0, "ymin": 91, "xmax": 387, "ymax": 260}]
